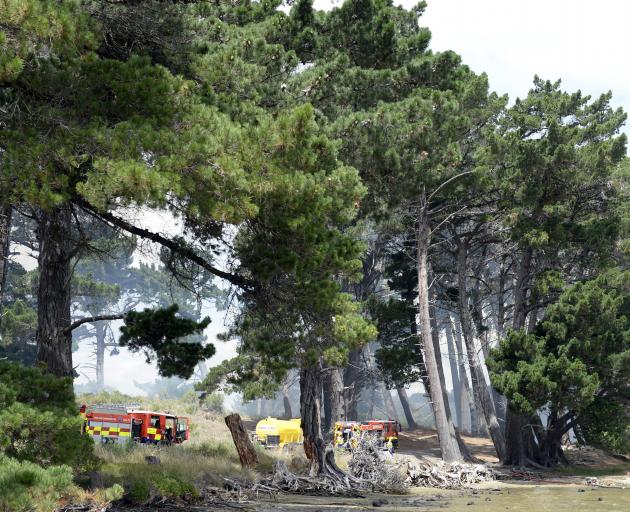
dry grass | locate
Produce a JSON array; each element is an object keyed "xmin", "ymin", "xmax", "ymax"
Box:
[{"xmin": 76, "ymin": 392, "xmax": 316, "ymax": 504}]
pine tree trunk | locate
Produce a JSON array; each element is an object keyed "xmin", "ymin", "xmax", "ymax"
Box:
[
  {"xmin": 396, "ymin": 386, "xmax": 417, "ymax": 429},
  {"xmin": 283, "ymin": 381, "xmax": 292, "ymax": 419},
  {"xmin": 416, "ymin": 204, "xmax": 462, "ymax": 462},
  {"xmin": 330, "ymin": 368, "xmax": 344, "ymax": 424},
  {"xmin": 443, "ymin": 312, "xmax": 462, "ymax": 428},
  {"xmin": 456, "ymin": 238, "xmax": 506, "ymax": 461},
  {"xmin": 323, "ymin": 373, "xmax": 332, "ymax": 431},
  {"xmin": 95, "ymin": 322, "xmax": 106, "ymax": 391},
  {"xmin": 300, "ymin": 363, "xmax": 346, "ymax": 478},
  {"xmin": 503, "ymin": 248, "xmax": 535, "ymax": 466},
  {"xmin": 0, "ymin": 205, "xmax": 12, "ymax": 321},
  {"xmin": 323, "ymin": 368, "xmax": 344, "ymax": 433},
  {"xmin": 429, "ymin": 286, "xmax": 472, "ymax": 461},
  {"xmin": 343, "ymin": 348, "xmax": 361, "ymax": 420},
  {"xmin": 381, "ymin": 384, "xmax": 399, "ymax": 421},
  {"xmin": 36, "ymin": 205, "xmax": 74, "ymax": 377},
  {"xmin": 408, "ymin": 300, "xmax": 431, "ymax": 395},
  {"xmin": 512, "ymin": 249, "xmax": 532, "ymax": 331},
  {"xmin": 367, "ymin": 385, "xmax": 376, "ymax": 418},
  {"xmin": 224, "ymin": 413, "xmax": 259, "ymax": 467},
  {"xmin": 496, "ymin": 255, "xmax": 508, "ymax": 340},
  {"xmin": 451, "ymin": 315, "xmax": 475, "ymax": 434}
]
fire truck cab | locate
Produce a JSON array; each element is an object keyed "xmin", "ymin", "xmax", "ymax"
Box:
[
  {"xmin": 332, "ymin": 419, "xmax": 400, "ymax": 451},
  {"xmin": 81, "ymin": 404, "xmax": 190, "ymax": 445},
  {"xmin": 361, "ymin": 420, "xmax": 400, "ymax": 449}
]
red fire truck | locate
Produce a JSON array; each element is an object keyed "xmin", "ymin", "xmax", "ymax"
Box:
[
  {"xmin": 360, "ymin": 420, "xmax": 400, "ymax": 449},
  {"xmin": 80, "ymin": 404, "xmax": 190, "ymax": 445}
]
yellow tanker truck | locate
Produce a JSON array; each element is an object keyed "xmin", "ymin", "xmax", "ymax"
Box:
[{"xmin": 254, "ymin": 417, "xmax": 303, "ymax": 448}]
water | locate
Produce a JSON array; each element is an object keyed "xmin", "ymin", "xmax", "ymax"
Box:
[{"xmin": 259, "ymin": 484, "xmax": 629, "ymax": 511}]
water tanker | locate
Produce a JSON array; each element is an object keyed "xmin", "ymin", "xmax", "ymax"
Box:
[{"xmin": 254, "ymin": 417, "xmax": 303, "ymax": 448}]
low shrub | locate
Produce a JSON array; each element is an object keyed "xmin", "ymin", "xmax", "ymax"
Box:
[
  {"xmin": 201, "ymin": 392, "xmax": 225, "ymax": 414},
  {"xmin": 0, "ymin": 361, "xmax": 97, "ymax": 472},
  {"xmin": 0, "ymin": 455, "xmax": 73, "ymax": 512}
]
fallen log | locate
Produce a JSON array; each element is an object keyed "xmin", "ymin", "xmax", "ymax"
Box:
[{"xmin": 224, "ymin": 413, "xmax": 259, "ymax": 468}]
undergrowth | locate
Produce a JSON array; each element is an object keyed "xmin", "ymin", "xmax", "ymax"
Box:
[{"xmin": 93, "ymin": 440, "xmax": 256, "ymax": 504}]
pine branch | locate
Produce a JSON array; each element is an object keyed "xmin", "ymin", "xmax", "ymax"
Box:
[
  {"xmin": 76, "ymin": 198, "xmax": 254, "ymax": 291},
  {"xmin": 66, "ymin": 314, "xmax": 125, "ymax": 334}
]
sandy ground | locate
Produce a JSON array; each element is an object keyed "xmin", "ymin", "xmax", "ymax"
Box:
[
  {"xmin": 240, "ymin": 416, "xmax": 627, "ymax": 471},
  {"xmin": 396, "ymin": 428, "xmax": 499, "ymax": 463},
  {"xmin": 108, "ymin": 415, "xmax": 629, "ymax": 511}
]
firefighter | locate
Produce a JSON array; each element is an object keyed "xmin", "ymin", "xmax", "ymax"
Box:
[{"xmin": 386, "ymin": 437, "xmax": 394, "ymax": 455}]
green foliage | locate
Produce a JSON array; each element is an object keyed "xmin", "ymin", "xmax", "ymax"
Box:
[
  {"xmin": 119, "ymin": 304, "xmax": 214, "ymax": 379},
  {"xmin": 0, "ymin": 402, "xmax": 93, "ymax": 469},
  {"xmin": 0, "ymin": 360, "xmax": 96, "ymax": 471},
  {"xmin": 489, "ymin": 271, "xmax": 629, "ymax": 449},
  {"xmin": 488, "ymin": 329, "xmax": 599, "ymax": 416},
  {"xmin": 372, "ymin": 296, "xmax": 423, "ymax": 387},
  {"xmin": 0, "ymin": 455, "xmax": 73, "ymax": 512},
  {"xmin": 0, "ymin": 0, "xmax": 94, "ymax": 83},
  {"xmin": 580, "ymin": 397, "xmax": 630, "ymax": 455},
  {"xmin": 482, "ymin": 77, "xmax": 627, "ymax": 266},
  {"xmin": 201, "ymin": 392, "xmax": 225, "ymax": 415}
]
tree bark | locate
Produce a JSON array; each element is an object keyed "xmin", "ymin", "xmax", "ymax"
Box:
[
  {"xmin": 451, "ymin": 314, "xmax": 478, "ymax": 435},
  {"xmin": 330, "ymin": 368, "xmax": 344, "ymax": 425},
  {"xmin": 95, "ymin": 322, "xmax": 106, "ymax": 392},
  {"xmin": 367, "ymin": 384, "xmax": 376, "ymax": 418},
  {"xmin": 381, "ymin": 384, "xmax": 399, "ymax": 421},
  {"xmin": 343, "ymin": 348, "xmax": 361, "ymax": 420},
  {"xmin": 0, "ymin": 205, "xmax": 12, "ymax": 321},
  {"xmin": 300, "ymin": 362, "xmax": 346, "ymax": 478},
  {"xmin": 224, "ymin": 413, "xmax": 259, "ymax": 467},
  {"xmin": 396, "ymin": 386, "xmax": 417, "ymax": 429},
  {"xmin": 429, "ymin": 287, "xmax": 472, "ymax": 461},
  {"xmin": 503, "ymin": 248, "xmax": 536, "ymax": 466},
  {"xmin": 512, "ymin": 248, "xmax": 532, "ymax": 331},
  {"xmin": 455, "ymin": 238, "xmax": 506, "ymax": 461},
  {"xmin": 443, "ymin": 311, "xmax": 462, "ymax": 428},
  {"xmin": 496, "ymin": 255, "xmax": 508, "ymax": 341},
  {"xmin": 282, "ymin": 380, "xmax": 292, "ymax": 419},
  {"xmin": 323, "ymin": 368, "xmax": 344, "ymax": 433},
  {"xmin": 36, "ymin": 205, "xmax": 74, "ymax": 377},
  {"xmin": 416, "ymin": 203, "xmax": 462, "ymax": 462}
]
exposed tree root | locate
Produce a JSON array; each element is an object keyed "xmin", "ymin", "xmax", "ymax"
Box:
[
  {"xmin": 405, "ymin": 460, "xmax": 497, "ymax": 489},
  {"xmin": 264, "ymin": 438, "xmax": 407, "ymax": 495}
]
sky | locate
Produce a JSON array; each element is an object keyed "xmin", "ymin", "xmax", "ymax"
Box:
[
  {"xmin": 75, "ymin": 0, "xmax": 630, "ymax": 395},
  {"xmin": 317, "ymin": 0, "xmax": 630, "ymax": 139}
]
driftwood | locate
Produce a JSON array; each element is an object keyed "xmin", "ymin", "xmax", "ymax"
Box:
[
  {"xmin": 406, "ymin": 460, "xmax": 496, "ymax": 489},
  {"xmin": 348, "ymin": 435, "xmax": 407, "ymax": 493},
  {"xmin": 265, "ymin": 461, "xmax": 365, "ymax": 496},
  {"xmin": 224, "ymin": 413, "xmax": 259, "ymax": 468},
  {"xmin": 263, "ymin": 436, "xmax": 407, "ymax": 496}
]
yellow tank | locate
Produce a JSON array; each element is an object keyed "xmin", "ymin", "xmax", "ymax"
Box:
[{"xmin": 255, "ymin": 417, "xmax": 303, "ymax": 448}]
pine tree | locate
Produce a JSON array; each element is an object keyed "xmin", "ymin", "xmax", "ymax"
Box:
[
  {"xmin": 488, "ymin": 270, "xmax": 629, "ymax": 465},
  {"xmin": 482, "ymin": 77, "xmax": 627, "ymax": 465}
]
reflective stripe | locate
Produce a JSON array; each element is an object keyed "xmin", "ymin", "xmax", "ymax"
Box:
[
  {"xmin": 119, "ymin": 431, "xmax": 131, "ymax": 437},
  {"xmin": 154, "ymin": 434, "xmax": 162, "ymax": 440},
  {"xmin": 147, "ymin": 427, "xmax": 157, "ymax": 435}
]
